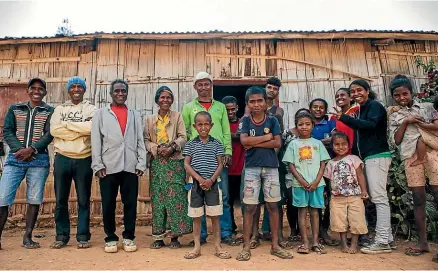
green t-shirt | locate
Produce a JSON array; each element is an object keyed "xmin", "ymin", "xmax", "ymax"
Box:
[
  {"xmin": 282, "ymin": 138, "xmax": 331, "ymax": 188},
  {"xmin": 181, "ymin": 98, "xmax": 232, "ymax": 155}
]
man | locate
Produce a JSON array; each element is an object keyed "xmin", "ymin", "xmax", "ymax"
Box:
[
  {"xmin": 91, "ymin": 79, "xmax": 147, "ymax": 253},
  {"xmin": 0, "ymin": 78, "xmax": 54, "ymax": 249},
  {"xmin": 50, "ymin": 76, "xmax": 97, "ymax": 249},
  {"xmin": 182, "ymin": 71, "xmax": 239, "ymax": 246}
]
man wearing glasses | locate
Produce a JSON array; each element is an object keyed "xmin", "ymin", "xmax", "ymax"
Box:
[
  {"xmin": 91, "ymin": 79, "xmax": 146, "ymax": 253},
  {"xmin": 50, "ymin": 76, "xmax": 96, "ymax": 249},
  {"xmin": 0, "ymin": 78, "xmax": 54, "ymax": 249}
]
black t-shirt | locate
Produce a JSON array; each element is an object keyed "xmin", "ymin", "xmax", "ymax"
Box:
[{"xmin": 237, "ymin": 114, "xmax": 281, "ymax": 168}]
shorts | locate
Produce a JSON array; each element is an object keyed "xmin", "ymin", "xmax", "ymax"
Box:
[
  {"xmin": 330, "ymin": 195, "xmax": 368, "ymax": 234},
  {"xmin": 292, "ymin": 186, "xmax": 325, "ymax": 208},
  {"xmin": 187, "ymin": 177, "xmax": 223, "ymax": 218},
  {"xmin": 243, "ymin": 167, "xmax": 281, "ymax": 205},
  {"xmin": 0, "ymin": 165, "xmax": 50, "ymax": 206},
  {"xmin": 404, "ymin": 149, "xmax": 438, "ymax": 187}
]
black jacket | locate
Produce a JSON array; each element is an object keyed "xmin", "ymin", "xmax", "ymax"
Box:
[{"xmin": 339, "ymin": 99, "xmax": 389, "ymax": 159}]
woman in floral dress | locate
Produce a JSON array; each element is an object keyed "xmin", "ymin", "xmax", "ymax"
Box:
[{"xmin": 145, "ymin": 86, "xmax": 192, "ymax": 249}]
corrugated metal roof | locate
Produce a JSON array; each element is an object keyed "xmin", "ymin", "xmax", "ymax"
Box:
[{"xmin": 0, "ymin": 29, "xmax": 436, "ymax": 40}]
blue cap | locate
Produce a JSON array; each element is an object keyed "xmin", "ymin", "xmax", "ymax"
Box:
[{"xmin": 67, "ymin": 76, "xmax": 86, "ymax": 92}]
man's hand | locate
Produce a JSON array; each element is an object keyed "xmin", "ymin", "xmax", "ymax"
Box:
[
  {"xmin": 308, "ymin": 181, "xmax": 319, "ymax": 192},
  {"xmin": 96, "ymin": 169, "xmax": 107, "ymax": 179},
  {"xmin": 223, "ymin": 155, "xmax": 232, "ymax": 167},
  {"xmin": 14, "ymin": 147, "xmax": 35, "ymax": 161},
  {"xmin": 136, "ymin": 169, "xmax": 144, "ymax": 177},
  {"xmin": 298, "ymin": 178, "xmax": 310, "ymax": 191},
  {"xmin": 361, "ymin": 191, "xmax": 369, "ymax": 200},
  {"xmin": 264, "ymin": 133, "xmax": 274, "ymax": 141},
  {"xmin": 202, "ymin": 179, "xmax": 213, "ymax": 190}
]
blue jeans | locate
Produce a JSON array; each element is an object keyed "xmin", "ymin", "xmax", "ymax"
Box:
[
  {"xmin": 0, "ymin": 165, "xmax": 49, "ymax": 206},
  {"xmin": 200, "ymin": 168, "xmax": 232, "ymax": 240}
]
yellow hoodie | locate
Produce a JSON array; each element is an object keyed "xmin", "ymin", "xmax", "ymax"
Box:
[{"xmin": 50, "ymin": 100, "xmax": 97, "ymax": 159}]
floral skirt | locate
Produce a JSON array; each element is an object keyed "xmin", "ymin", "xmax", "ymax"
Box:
[{"xmin": 150, "ymin": 157, "xmax": 192, "ymax": 239}]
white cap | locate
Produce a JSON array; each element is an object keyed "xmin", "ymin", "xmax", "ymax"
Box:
[{"xmin": 194, "ymin": 71, "xmax": 212, "ymax": 83}]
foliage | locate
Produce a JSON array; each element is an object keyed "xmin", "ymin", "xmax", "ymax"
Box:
[
  {"xmin": 388, "ymin": 58, "xmax": 438, "ymax": 241},
  {"xmin": 56, "ymin": 19, "xmax": 73, "ymax": 37}
]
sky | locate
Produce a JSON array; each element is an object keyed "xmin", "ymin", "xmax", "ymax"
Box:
[{"xmin": 0, "ymin": 0, "xmax": 437, "ymax": 38}]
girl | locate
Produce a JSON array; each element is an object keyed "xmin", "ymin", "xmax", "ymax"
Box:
[
  {"xmin": 331, "ymin": 79, "xmax": 395, "ymax": 254},
  {"xmin": 324, "ymin": 132, "xmax": 369, "ymax": 254},
  {"xmin": 388, "ymin": 75, "xmax": 438, "ymax": 262},
  {"xmin": 330, "ymin": 88, "xmax": 359, "ymax": 152},
  {"xmin": 282, "ymin": 112, "xmax": 331, "ymax": 254}
]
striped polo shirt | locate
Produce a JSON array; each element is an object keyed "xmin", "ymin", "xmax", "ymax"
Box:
[{"xmin": 183, "ymin": 136, "xmax": 224, "ymax": 179}]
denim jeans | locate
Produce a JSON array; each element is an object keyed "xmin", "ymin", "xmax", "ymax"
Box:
[
  {"xmin": 201, "ymin": 168, "xmax": 232, "ymax": 240},
  {"xmin": 53, "ymin": 154, "xmax": 93, "ymax": 243},
  {"xmin": 365, "ymin": 157, "xmax": 394, "ymax": 244},
  {"xmin": 0, "ymin": 165, "xmax": 49, "ymax": 206}
]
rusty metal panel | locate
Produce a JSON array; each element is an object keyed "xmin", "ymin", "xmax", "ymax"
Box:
[{"xmin": 0, "ymin": 84, "xmax": 28, "ymax": 140}]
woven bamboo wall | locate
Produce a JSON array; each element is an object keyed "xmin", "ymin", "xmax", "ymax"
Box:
[{"xmin": 1, "ymin": 37, "xmax": 438, "ymax": 219}]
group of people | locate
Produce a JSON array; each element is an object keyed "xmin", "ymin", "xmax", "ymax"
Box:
[{"xmin": 0, "ymin": 71, "xmax": 437, "ymax": 263}]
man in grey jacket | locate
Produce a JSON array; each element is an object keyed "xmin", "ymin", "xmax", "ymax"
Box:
[{"xmin": 91, "ymin": 79, "xmax": 147, "ymax": 253}]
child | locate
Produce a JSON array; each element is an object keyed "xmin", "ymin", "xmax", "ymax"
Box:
[
  {"xmin": 236, "ymin": 86, "xmax": 293, "ymax": 261},
  {"xmin": 222, "ymin": 96, "xmax": 245, "ymax": 236},
  {"xmin": 324, "ymin": 132, "xmax": 369, "ymax": 254},
  {"xmin": 182, "ymin": 111, "xmax": 231, "ymax": 260},
  {"xmin": 282, "ymin": 112, "xmax": 330, "ymax": 255}
]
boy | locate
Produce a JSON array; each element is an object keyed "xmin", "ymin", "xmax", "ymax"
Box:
[
  {"xmin": 222, "ymin": 96, "xmax": 245, "ymax": 236},
  {"xmin": 183, "ymin": 111, "xmax": 231, "ymax": 260},
  {"xmin": 236, "ymin": 86, "xmax": 293, "ymax": 261}
]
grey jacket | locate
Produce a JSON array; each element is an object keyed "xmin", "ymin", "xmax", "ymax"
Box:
[{"xmin": 91, "ymin": 105, "xmax": 147, "ymax": 175}]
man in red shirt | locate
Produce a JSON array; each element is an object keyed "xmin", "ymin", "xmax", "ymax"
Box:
[{"xmin": 222, "ymin": 96, "xmax": 245, "ymax": 235}]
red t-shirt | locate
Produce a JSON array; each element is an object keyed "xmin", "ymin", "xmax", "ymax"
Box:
[
  {"xmin": 111, "ymin": 105, "xmax": 128, "ymax": 135},
  {"xmin": 200, "ymin": 102, "xmax": 212, "ymax": 111},
  {"xmin": 330, "ymin": 105, "xmax": 359, "ymax": 151},
  {"xmin": 228, "ymin": 119, "xmax": 245, "ymax": 176}
]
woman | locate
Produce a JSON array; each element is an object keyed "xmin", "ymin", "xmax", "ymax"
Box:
[
  {"xmin": 145, "ymin": 86, "xmax": 192, "ymax": 249},
  {"xmin": 332, "ymin": 79, "xmax": 395, "ymax": 254},
  {"xmin": 330, "ymin": 88, "xmax": 359, "ymax": 152}
]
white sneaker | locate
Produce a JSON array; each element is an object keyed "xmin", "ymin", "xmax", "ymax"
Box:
[
  {"xmin": 122, "ymin": 239, "xmax": 137, "ymax": 252},
  {"xmin": 105, "ymin": 241, "xmax": 118, "ymax": 253}
]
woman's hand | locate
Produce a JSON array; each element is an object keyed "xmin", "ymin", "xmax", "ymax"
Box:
[{"xmin": 329, "ymin": 107, "xmax": 343, "ymax": 120}]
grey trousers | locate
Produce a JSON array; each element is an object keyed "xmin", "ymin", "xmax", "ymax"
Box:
[{"xmin": 364, "ymin": 157, "xmax": 394, "ymax": 244}]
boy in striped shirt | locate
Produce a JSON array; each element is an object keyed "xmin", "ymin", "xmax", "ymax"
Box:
[{"xmin": 183, "ymin": 111, "xmax": 231, "ymax": 260}]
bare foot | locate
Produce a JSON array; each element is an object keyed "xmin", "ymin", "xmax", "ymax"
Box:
[
  {"xmin": 341, "ymin": 246, "xmax": 350, "ymax": 253},
  {"xmin": 411, "ymin": 158, "xmax": 426, "ymax": 167},
  {"xmin": 347, "ymin": 246, "xmax": 358, "ymax": 254}
]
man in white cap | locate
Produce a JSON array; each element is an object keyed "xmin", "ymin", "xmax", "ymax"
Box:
[{"xmin": 182, "ymin": 71, "xmax": 239, "ymax": 246}]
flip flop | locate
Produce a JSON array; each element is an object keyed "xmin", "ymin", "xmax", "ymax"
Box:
[
  {"xmin": 319, "ymin": 237, "xmax": 339, "ymax": 247},
  {"xmin": 169, "ymin": 240, "xmax": 181, "ymax": 249},
  {"xmin": 279, "ymin": 240, "xmax": 294, "ymax": 250},
  {"xmin": 297, "ymin": 244, "xmax": 310, "ymax": 254},
  {"xmin": 221, "ymin": 236, "xmax": 241, "ymax": 246},
  {"xmin": 432, "ymin": 253, "xmax": 438, "ymax": 263},
  {"xmin": 22, "ymin": 240, "xmax": 40, "ymax": 249},
  {"xmin": 288, "ymin": 235, "xmax": 301, "ymax": 242},
  {"xmin": 214, "ymin": 251, "xmax": 232, "ymax": 259},
  {"xmin": 150, "ymin": 240, "xmax": 165, "ymax": 249},
  {"xmin": 271, "ymin": 248, "xmax": 294, "ymax": 259},
  {"xmin": 184, "ymin": 252, "xmax": 201, "ymax": 259},
  {"xmin": 312, "ymin": 244, "xmax": 327, "ymax": 254},
  {"xmin": 50, "ymin": 241, "xmax": 67, "ymax": 249},
  {"xmin": 77, "ymin": 241, "xmax": 91, "ymax": 249},
  {"xmin": 236, "ymin": 250, "xmax": 251, "ymax": 261},
  {"xmin": 249, "ymin": 238, "xmax": 260, "ymax": 249},
  {"xmin": 404, "ymin": 247, "xmax": 429, "ymax": 256}
]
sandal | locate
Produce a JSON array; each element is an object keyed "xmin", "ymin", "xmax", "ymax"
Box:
[
  {"xmin": 22, "ymin": 240, "xmax": 40, "ymax": 249},
  {"xmin": 184, "ymin": 251, "xmax": 201, "ymax": 259},
  {"xmin": 358, "ymin": 236, "xmax": 372, "ymax": 247},
  {"xmin": 297, "ymin": 244, "xmax": 310, "ymax": 254},
  {"xmin": 312, "ymin": 244, "xmax": 327, "ymax": 254},
  {"xmin": 433, "ymin": 253, "xmax": 438, "ymax": 263},
  {"xmin": 169, "ymin": 240, "xmax": 181, "ymax": 249},
  {"xmin": 261, "ymin": 232, "xmax": 272, "ymax": 241},
  {"xmin": 249, "ymin": 238, "xmax": 260, "ymax": 249},
  {"xmin": 319, "ymin": 237, "xmax": 339, "ymax": 247},
  {"xmin": 214, "ymin": 251, "xmax": 232, "ymax": 259},
  {"xmin": 150, "ymin": 240, "xmax": 165, "ymax": 249},
  {"xmin": 288, "ymin": 235, "xmax": 301, "ymax": 242},
  {"xmin": 236, "ymin": 250, "xmax": 251, "ymax": 261},
  {"xmin": 77, "ymin": 241, "xmax": 91, "ymax": 249},
  {"xmin": 221, "ymin": 236, "xmax": 241, "ymax": 246},
  {"xmin": 404, "ymin": 247, "xmax": 429, "ymax": 256},
  {"xmin": 188, "ymin": 239, "xmax": 207, "ymax": 247},
  {"xmin": 271, "ymin": 248, "xmax": 294, "ymax": 259},
  {"xmin": 50, "ymin": 240, "xmax": 67, "ymax": 249},
  {"xmin": 279, "ymin": 240, "xmax": 294, "ymax": 250}
]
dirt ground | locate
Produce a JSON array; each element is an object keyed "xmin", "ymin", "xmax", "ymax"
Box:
[{"xmin": 1, "ymin": 224, "xmax": 437, "ymax": 270}]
